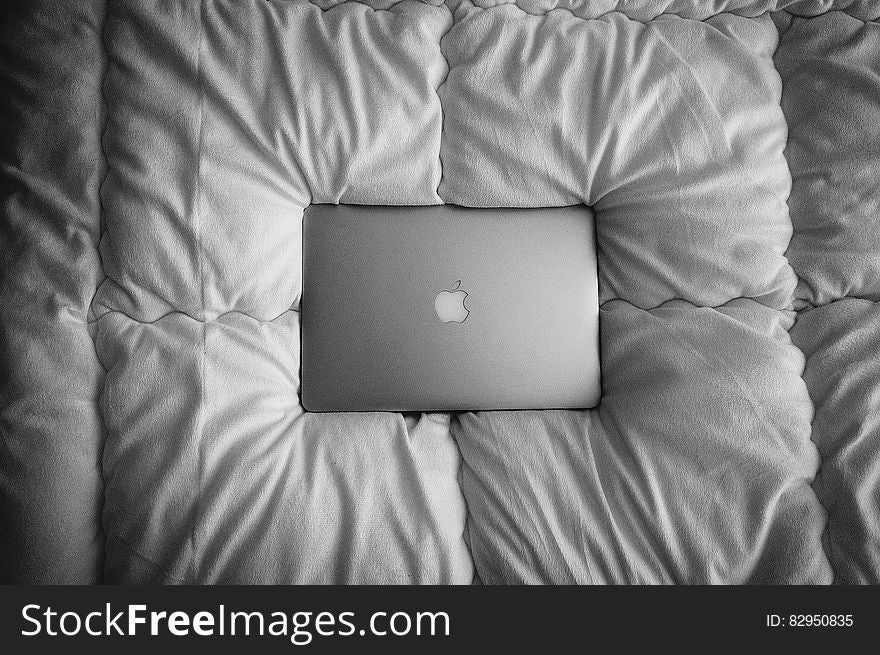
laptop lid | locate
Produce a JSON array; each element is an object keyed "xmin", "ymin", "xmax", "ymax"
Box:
[{"xmin": 301, "ymin": 204, "xmax": 600, "ymax": 412}]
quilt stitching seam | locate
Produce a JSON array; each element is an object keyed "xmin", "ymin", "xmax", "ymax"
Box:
[
  {"xmin": 435, "ymin": 2, "xmax": 455, "ymax": 201},
  {"xmin": 94, "ymin": 0, "xmax": 113, "ymax": 584},
  {"xmin": 452, "ymin": 0, "xmax": 880, "ymax": 23},
  {"xmin": 189, "ymin": 0, "xmax": 209, "ymax": 585},
  {"xmin": 773, "ymin": 11, "xmax": 836, "ymax": 582}
]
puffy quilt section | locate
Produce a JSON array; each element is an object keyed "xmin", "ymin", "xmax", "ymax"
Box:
[
  {"xmin": 97, "ymin": 310, "xmax": 469, "ymax": 583},
  {"xmin": 791, "ymin": 300, "xmax": 880, "ymax": 583},
  {"xmin": 454, "ymin": 301, "xmax": 829, "ymax": 583},
  {"xmin": 440, "ymin": 1, "xmax": 796, "ymax": 310},
  {"xmin": 98, "ymin": 0, "xmax": 450, "ymax": 323},
  {"xmin": 775, "ymin": 12, "xmax": 880, "ymax": 307}
]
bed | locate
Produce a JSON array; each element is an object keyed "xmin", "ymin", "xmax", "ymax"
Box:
[{"xmin": 2, "ymin": 0, "xmax": 879, "ymax": 584}]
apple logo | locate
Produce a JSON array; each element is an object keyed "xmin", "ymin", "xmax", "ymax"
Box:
[{"xmin": 434, "ymin": 280, "xmax": 470, "ymax": 323}]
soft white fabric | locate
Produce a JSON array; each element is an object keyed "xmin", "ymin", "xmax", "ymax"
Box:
[
  {"xmin": 449, "ymin": 0, "xmax": 880, "ymax": 21},
  {"xmin": 778, "ymin": 13, "xmax": 880, "ymax": 583},
  {"xmin": 97, "ymin": 0, "xmax": 450, "ymax": 324},
  {"xmin": 776, "ymin": 13, "xmax": 880, "ymax": 307},
  {"xmin": 438, "ymin": 1, "xmax": 829, "ymax": 582},
  {"xmin": 97, "ymin": 310, "xmax": 470, "ymax": 583},
  {"xmin": 454, "ymin": 300, "xmax": 830, "ymax": 583},
  {"xmin": 792, "ymin": 299, "xmax": 880, "ymax": 584},
  {"xmin": 440, "ymin": 4, "xmax": 795, "ymax": 309},
  {"xmin": 4, "ymin": 0, "xmax": 879, "ymax": 585},
  {"xmin": 96, "ymin": 0, "xmax": 470, "ymax": 584}
]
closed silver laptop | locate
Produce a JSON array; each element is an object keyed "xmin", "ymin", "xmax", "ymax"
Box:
[{"xmin": 301, "ymin": 204, "xmax": 600, "ymax": 412}]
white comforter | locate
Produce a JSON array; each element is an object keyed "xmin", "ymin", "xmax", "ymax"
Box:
[{"xmin": 3, "ymin": 0, "xmax": 879, "ymax": 584}]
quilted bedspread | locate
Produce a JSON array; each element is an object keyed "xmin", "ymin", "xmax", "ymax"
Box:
[{"xmin": 2, "ymin": 0, "xmax": 879, "ymax": 584}]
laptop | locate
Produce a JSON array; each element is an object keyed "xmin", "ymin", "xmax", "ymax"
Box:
[{"xmin": 301, "ymin": 204, "xmax": 600, "ymax": 412}]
